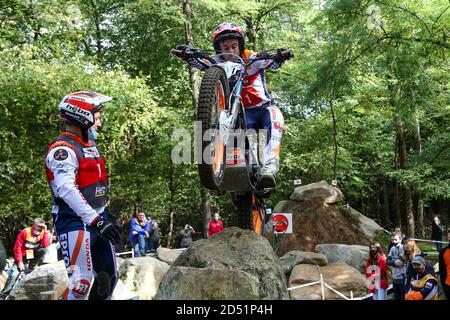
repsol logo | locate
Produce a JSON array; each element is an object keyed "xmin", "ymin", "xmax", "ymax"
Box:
[{"xmin": 59, "ymin": 233, "xmax": 70, "ymax": 268}]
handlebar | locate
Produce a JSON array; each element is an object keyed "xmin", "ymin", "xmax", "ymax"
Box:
[
  {"xmin": 171, "ymin": 47, "xmax": 294, "ymax": 65},
  {"xmin": 171, "ymin": 47, "xmax": 216, "ymax": 64}
]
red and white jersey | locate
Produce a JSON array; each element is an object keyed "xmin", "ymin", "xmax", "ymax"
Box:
[{"xmin": 45, "ymin": 131, "xmax": 107, "ymax": 232}]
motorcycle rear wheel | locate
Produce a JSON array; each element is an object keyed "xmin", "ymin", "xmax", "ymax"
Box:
[{"xmin": 232, "ymin": 191, "xmax": 265, "ymax": 235}]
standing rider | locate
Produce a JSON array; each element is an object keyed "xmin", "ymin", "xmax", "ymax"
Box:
[
  {"xmin": 174, "ymin": 22, "xmax": 292, "ymax": 189},
  {"xmin": 45, "ymin": 91, "xmax": 120, "ymax": 300}
]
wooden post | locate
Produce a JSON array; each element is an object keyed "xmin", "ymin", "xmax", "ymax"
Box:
[{"xmin": 320, "ymin": 274, "xmax": 325, "ymax": 300}]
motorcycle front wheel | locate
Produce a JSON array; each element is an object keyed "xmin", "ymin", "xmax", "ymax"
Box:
[{"xmin": 197, "ymin": 67, "xmax": 229, "ymax": 190}]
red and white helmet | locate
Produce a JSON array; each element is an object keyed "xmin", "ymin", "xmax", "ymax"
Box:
[
  {"xmin": 58, "ymin": 91, "xmax": 112, "ymax": 129},
  {"xmin": 211, "ymin": 22, "xmax": 245, "ymax": 54}
]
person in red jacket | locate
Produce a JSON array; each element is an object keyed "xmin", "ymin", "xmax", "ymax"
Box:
[
  {"xmin": 13, "ymin": 218, "xmax": 50, "ymax": 272},
  {"xmin": 208, "ymin": 212, "xmax": 224, "ymax": 238},
  {"xmin": 439, "ymin": 227, "xmax": 450, "ymax": 300},
  {"xmin": 365, "ymin": 241, "xmax": 388, "ymax": 300},
  {"xmin": 0, "ymin": 218, "xmax": 50, "ymax": 299}
]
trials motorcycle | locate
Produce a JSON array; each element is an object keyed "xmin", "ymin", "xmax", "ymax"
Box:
[{"xmin": 171, "ymin": 47, "xmax": 293, "ymax": 235}]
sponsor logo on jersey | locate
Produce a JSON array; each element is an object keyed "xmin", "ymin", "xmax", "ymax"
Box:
[
  {"xmin": 54, "ymin": 148, "xmax": 69, "ymax": 161},
  {"xmin": 85, "ymin": 238, "xmax": 92, "ymax": 272},
  {"xmin": 83, "ymin": 147, "xmax": 100, "ymax": 158},
  {"xmin": 95, "ymin": 186, "xmax": 106, "ymax": 197},
  {"xmin": 72, "ymin": 279, "xmax": 90, "ymax": 298},
  {"xmin": 59, "ymin": 233, "xmax": 70, "ymax": 269}
]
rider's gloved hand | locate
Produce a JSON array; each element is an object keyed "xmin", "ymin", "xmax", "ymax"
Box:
[
  {"xmin": 257, "ymin": 51, "xmax": 272, "ymax": 60},
  {"xmin": 274, "ymin": 48, "xmax": 293, "ymax": 62},
  {"xmin": 174, "ymin": 45, "xmax": 191, "ymax": 60},
  {"xmin": 90, "ymin": 216, "xmax": 121, "ymax": 245}
]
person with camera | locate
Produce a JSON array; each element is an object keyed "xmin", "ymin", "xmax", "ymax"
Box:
[
  {"xmin": 180, "ymin": 224, "xmax": 196, "ymax": 249},
  {"xmin": 0, "ymin": 218, "xmax": 50, "ymax": 298},
  {"xmin": 387, "ymin": 233, "xmax": 407, "ymax": 299}
]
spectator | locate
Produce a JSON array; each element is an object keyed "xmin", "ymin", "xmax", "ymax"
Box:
[
  {"xmin": 0, "ymin": 218, "xmax": 50, "ymax": 298},
  {"xmin": 403, "ymin": 239, "xmax": 423, "ymax": 291},
  {"xmin": 405, "ymin": 256, "xmax": 439, "ymax": 300},
  {"xmin": 180, "ymin": 224, "xmax": 196, "ymax": 248},
  {"xmin": 431, "ymin": 215, "xmax": 444, "ymax": 253},
  {"xmin": 148, "ymin": 216, "xmax": 160, "ymax": 253},
  {"xmin": 388, "ymin": 226, "xmax": 408, "ymax": 253},
  {"xmin": 0, "ymin": 241, "xmax": 6, "ymax": 277},
  {"xmin": 128, "ymin": 211, "xmax": 150, "ymax": 257},
  {"xmin": 208, "ymin": 212, "xmax": 224, "ymax": 238},
  {"xmin": 394, "ymin": 226, "xmax": 408, "ymax": 244},
  {"xmin": 438, "ymin": 227, "xmax": 450, "ymax": 300},
  {"xmin": 387, "ymin": 233, "xmax": 406, "ymax": 300},
  {"xmin": 365, "ymin": 241, "xmax": 388, "ymax": 300}
]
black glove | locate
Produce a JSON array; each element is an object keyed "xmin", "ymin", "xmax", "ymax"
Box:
[
  {"xmin": 173, "ymin": 45, "xmax": 191, "ymax": 60},
  {"xmin": 90, "ymin": 217, "xmax": 121, "ymax": 245},
  {"xmin": 175, "ymin": 44, "xmax": 190, "ymax": 52},
  {"xmin": 274, "ymin": 48, "xmax": 293, "ymax": 63},
  {"xmin": 257, "ymin": 51, "xmax": 272, "ymax": 60}
]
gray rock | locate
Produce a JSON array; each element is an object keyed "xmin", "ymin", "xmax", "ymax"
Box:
[
  {"xmin": 291, "ymin": 180, "xmax": 344, "ymax": 204},
  {"xmin": 289, "ymin": 262, "xmax": 369, "ymax": 300},
  {"xmin": 157, "ymin": 247, "xmax": 183, "ymax": 265},
  {"xmin": 173, "ymin": 227, "xmax": 289, "ymax": 300},
  {"xmin": 112, "ymin": 256, "xmax": 169, "ymax": 300},
  {"xmin": 8, "ymin": 260, "xmax": 68, "ymax": 300},
  {"xmin": 346, "ymin": 207, "xmax": 384, "ymax": 238},
  {"xmin": 279, "ymin": 251, "xmax": 328, "ymax": 275},
  {"xmin": 273, "ymin": 200, "xmax": 297, "ymax": 213},
  {"xmin": 155, "ymin": 266, "xmax": 259, "ymax": 300},
  {"xmin": 315, "ymin": 244, "xmax": 369, "ymax": 273}
]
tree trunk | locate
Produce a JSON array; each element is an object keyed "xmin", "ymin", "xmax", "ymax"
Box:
[
  {"xmin": 382, "ymin": 176, "xmax": 391, "ymax": 226},
  {"xmin": 89, "ymin": 0, "xmax": 103, "ymax": 59},
  {"xmin": 393, "ymin": 180, "xmax": 402, "ymax": 227},
  {"xmin": 329, "ymin": 99, "xmax": 338, "ymax": 180},
  {"xmin": 396, "ymin": 115, "xmax": 415, "ymax": 237},
  {"xmin": 244, "ymin": 17, "xmax": 257, "ymax": 51},
  {"xmin": 413, "ymin": 108, "xmax": 424, "ymax": 238},
  {"xmin": 183, "ymin": 0, "xmax": 211, "ymax": 238},
  {"xmin": 201, "ymin": 188, "xmax": 211, "ymax": 238},
  {"xmin": 166, "ymin": 162, "xmax": 175, "ymax": 248}
]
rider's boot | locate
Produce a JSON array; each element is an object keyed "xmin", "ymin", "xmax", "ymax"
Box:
[
  {"xmin": 259, "ymin": 105, "xmax": 283, "ymax": 190},
  {"xmin": 259, "ymin": 157, "xmax": 279, "ymax": 189},
  {"xmin": 259, "ymin": 167, "xmax": 276, "ymax": 189}
]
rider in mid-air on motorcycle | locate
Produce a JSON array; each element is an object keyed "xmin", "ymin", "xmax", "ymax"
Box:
[{"xmin": 174, "ymin": 22, "xmax": 292, "ymax": 189}]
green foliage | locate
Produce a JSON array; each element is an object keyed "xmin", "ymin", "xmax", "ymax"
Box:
[{"xmin": 0, "ymin": 0, "xmax": 448, "ymax": 250}]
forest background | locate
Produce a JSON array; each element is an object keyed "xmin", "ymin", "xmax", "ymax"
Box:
[{"xmin": 0, "ymin": 0, "xmax": 448, "ymax": 252}]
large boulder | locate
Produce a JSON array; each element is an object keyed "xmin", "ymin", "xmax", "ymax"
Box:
[
  {"xmin": 279, "ymin": 251, "xmax": 328, "ymax": 275},
  {"xmin": 290, "ymin": 180, "xmax": 344, "ymax": 204},
  {"xmin": 273, "ymin": 200, "xmax": 296, "ymax": 213},
  {"xmin": 289, "ymin": 262, "xmax": 369, "ymax": 300},
  {"xmin": 157, "ymin": 247, "xmax": 183, "ymax": 265},
  {"xmin": 345, "ymin": 207, "xmax": 384, "ymax": 238},
  {"xmin": 8, "ymin": 260, "xmax": 68, "ymax": 300},
  {"xmin": 155, "ymin": 266, "xmax": 259, "ymax": 300},
  {"xmin": 315, "ymin": 244, "xmax": 369, "ymax": 273},
  {"xmin": 112, "ymin": 256, "xmax": 169, "ymax": 300},
  {"xmin": 266, "ymin": 181, "xmax": 374, "ymax": 255},
  {"xmin": 170, "ymin": 227, "xmax": 289, "ymax": 300}
]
